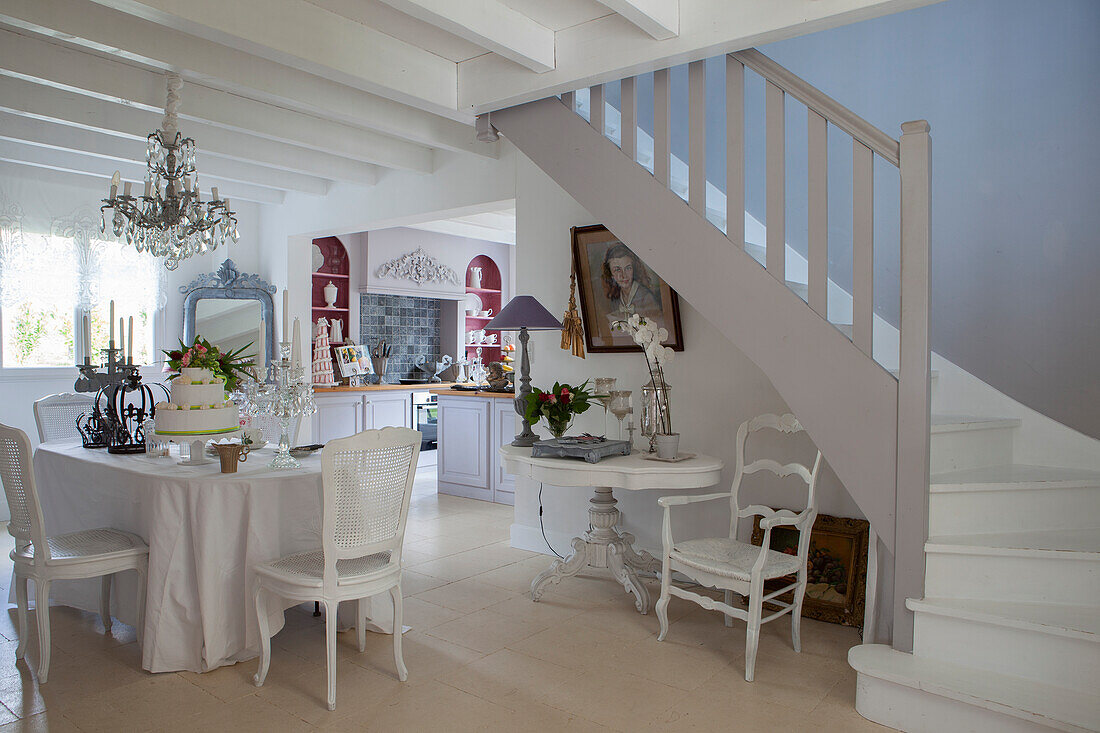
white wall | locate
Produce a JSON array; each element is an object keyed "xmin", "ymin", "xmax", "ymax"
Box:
[{"xmin": 510, "ymin": 154, "xmax": 893, "ymax": 641}]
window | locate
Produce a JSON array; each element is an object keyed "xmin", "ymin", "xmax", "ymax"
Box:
[{"xmin": 0, "ymin": 218, "xmax": 163, "ymax": 368}]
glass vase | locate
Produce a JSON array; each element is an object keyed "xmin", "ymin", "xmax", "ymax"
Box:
[
  {"xmin": 545, "ymin": 415, "xmax": 574, "ymax": 440},
  {"xmin": 640, "ymin": 376, "xmax": 671, "ymax": 450}
]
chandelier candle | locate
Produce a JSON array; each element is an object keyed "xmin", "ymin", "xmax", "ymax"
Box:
[{"xmin": 128, "ymin": 316, "xmax": 134, "ymax": 365}]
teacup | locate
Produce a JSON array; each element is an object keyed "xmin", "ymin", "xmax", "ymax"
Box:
[
  {"xmin": 486, "ymin": 334, "xmax": 498, "ymax": 344},
  {"xmin": 466, "ymin": 330, "xmax": 478, "ymax": 344},
  {"xmin": 473, "ymin": 329, "xmax": 486, "ymax": 343},
  {"xmin": 479, "ymin": 309, "xmax": 493, "ymax": 317},
  {"xmin": 214, "ymin": 442, "xmax": 249, "ymax": 473},
  {"xmin": 465, "ymin": 309, "xmax": 477, "ymax": 316}
]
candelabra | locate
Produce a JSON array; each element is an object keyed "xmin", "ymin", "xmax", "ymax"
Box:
[
  {"xmin": 74, "ymin": 346, "xmax": 139, "ymax": 393},
  {"xmin": 244, "ymin": 342, "xmax": 315, "ymax": 469}
]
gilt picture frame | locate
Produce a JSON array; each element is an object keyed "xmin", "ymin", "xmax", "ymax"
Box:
[
  {"xmin": 570, "ymin": 225, "xmax": 684, "ymax": 353},
  {"xmin": 750, "ymin": 512, "xmax": 869, "ymax": 628}
]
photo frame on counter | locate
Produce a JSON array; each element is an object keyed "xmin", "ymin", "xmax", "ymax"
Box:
[
  {"xmin": 570, "ymin": 225, "xmax": 684, "ymax": 353},
  {"xmin": 750, "ymin": 512, "xmax": 870, "ymax": 628}
]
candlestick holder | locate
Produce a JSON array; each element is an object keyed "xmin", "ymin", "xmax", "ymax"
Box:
[
  {"xmin": 243, "ymin": 343, "xmax": 315, "ymax": 469},
  {"xmin": 74, "ymin": 346, "xmax": 140, "ymax": 393}
]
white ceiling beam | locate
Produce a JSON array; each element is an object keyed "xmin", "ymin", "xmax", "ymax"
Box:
[
  {"xmin": 596, "ymin": 0, "xmax": 678, "ymax": 40},
  {"xmin": 0, "ymin": 112, "xmax": 331, "ymax": 196},
  {"xmin": 458, "ymin": 0, "xmax": 943, "ymax": 113},
  {"xmin": 406, "ymin": 220, "xmax": 515, "ymax": 245},
  {"xmin": 0, "ymin": 29, "xmax": 433, "ymax": 174},
  {"xmin": 86, "ymin": 0, "xmax": 460, "ymax": 118},
  {"xmin": 375, "ymin": 0, "xmax": 555, "ymax": 73},
  {"xmin": 0, "ymin": 75, "xmax": 379, "ymax": 187},
  {"xmin": 0, "ymin": 0, "xmax": 494, "ymax": 155},
  {"xmin": 0, "ymin": 140, "xmax": 286, "ymax": 205}
]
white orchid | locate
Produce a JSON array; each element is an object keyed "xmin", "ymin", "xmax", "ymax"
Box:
[{"xmin": 611, "ymin": 314, "xmax": 673, "ymax": 434}]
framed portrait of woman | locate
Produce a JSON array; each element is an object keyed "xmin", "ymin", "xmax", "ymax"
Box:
[{"xmin": 571, "ymin": 224, "xmax": 684, "ymax": 353}]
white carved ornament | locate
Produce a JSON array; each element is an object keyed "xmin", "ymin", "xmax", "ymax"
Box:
[{"xmin": 375, "ymin": 247, "xmax": 459, "ymax": 287}]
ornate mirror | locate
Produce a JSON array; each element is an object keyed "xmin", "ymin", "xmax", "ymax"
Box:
[{"xmin": 180, "ymin": 259, "xmax": 277, "ymax": 377}]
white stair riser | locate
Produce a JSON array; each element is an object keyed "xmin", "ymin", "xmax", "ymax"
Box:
[
  {"xmin": 931, "ymin": 427, "xmax": 1014, "ymax": 473},
  {"xmin": 854, "ymin": 673, "xmax": 1078, "ymax": 733},
  {"xmin": 913, "ymin": 613, "xmax": 1099, "ymax": 694},
  {"xmin": 928, "ymin": 486, "xmax": 1100, "ymax": 535},
  {"xmin": 924, "ymin": 552, "xmax": 1100, "ymax": 606}
]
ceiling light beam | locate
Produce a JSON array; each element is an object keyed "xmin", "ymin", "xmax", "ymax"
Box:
[{"xmin": 595, "ymin": 0, "xmax": 678, "ymax": 40}]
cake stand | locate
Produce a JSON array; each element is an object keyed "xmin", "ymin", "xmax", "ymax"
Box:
[{"xmin": 155, "ymin": 429, "xmax": 241, "ymax": 466}]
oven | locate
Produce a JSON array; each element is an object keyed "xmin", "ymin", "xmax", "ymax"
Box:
[{"xmin": 411, "ymin": 390, "xmax": 437, "ymax": 449}]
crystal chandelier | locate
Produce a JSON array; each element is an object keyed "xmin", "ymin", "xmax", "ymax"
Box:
[{"xmin": 100, "ymin": 73, "xmax": 238, "ymax": 270}]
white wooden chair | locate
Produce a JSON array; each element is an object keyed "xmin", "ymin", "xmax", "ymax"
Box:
[
  {"xmin": 33, "ymin": 393, "xmax": 95, "ymax": 443},
  {"xmin": 655, "ymin": 413, "xmax": 823, "ymax": 682},
  {"xmin": 0, "ymin": 422, "xmax": 148, "ymax": 683},
  {"xmin": 252, "ymin": 426, "xmax": 421, "ymax": 710}
]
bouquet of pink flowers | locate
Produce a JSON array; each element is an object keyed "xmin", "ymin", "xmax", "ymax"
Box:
[{"xmin": 163, "ymin": 336, "xmax": 255, "ymax": 392}]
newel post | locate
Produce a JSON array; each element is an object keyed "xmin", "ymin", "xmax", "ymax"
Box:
[{"xmin": 894, "ymin": 120, "xmax": 932, "ymax": 652}]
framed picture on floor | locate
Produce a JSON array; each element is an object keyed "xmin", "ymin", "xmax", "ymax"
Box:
[
  {"xmin": 750, "ymin": 513, "xmax": 870, "ymax": 628},
  {"xmin": 570, "ymin": 224, "xmax": 684, "ymax": 353}
]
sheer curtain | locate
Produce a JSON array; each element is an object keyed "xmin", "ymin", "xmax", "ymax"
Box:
[{"xmin": 0, "ymin": 186, "xmax": 165, "ymax": 367}]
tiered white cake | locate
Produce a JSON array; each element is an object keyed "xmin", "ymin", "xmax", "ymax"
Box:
[{"xmin": 155, "ymin": 367, "xmax": 240, "ymax": 435}]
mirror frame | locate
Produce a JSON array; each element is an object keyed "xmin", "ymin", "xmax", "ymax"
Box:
[{"xmin": 180, "ymin": 258, "xmax": 277, "ymax": 377}]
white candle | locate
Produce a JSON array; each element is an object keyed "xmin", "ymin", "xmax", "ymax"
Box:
[
  {"xmin": 282, "ymin": 290, "xmax": 289, "ymax": 343},
  {"xmin": 127, "ymin": 316, "xmax": 133, "ymax": 365},
  {"xmin": 119, "ymin": 317, "xmax": 125, "ymax": 362},
  {"xmin": 109, "ymin": 170, "xmax": 120, "ymax": 198},
  {"xmin": 144, "ymin": 179, "xmax": 152, "ymax": 197},
  {"xmin": 211, "ymin": 186, "xmax": 219, "ymax": 201},
  {"xmin": 123, "ymin": 181, "xmax": 132, "ymax": 197},
  {"xmin": 109, "ymin": 300, "xmax": 115, "ymax": 345},
  {"xmin": 291, "ymin": 317, "xmax": 301, "ymax": 370},
  {"xmin": 83, "ymin": 314, "xmax": 91, "ymax": 363},
  {"xmin": 256, "ymin": 317, "xmax": 265, "ymax": 377}
]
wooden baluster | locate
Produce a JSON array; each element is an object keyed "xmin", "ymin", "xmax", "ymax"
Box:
[
  {"xmin": 895, "ymin": 119, "xmax": 932, "ymax": 654},
  {"xmin": 561, "ymin": 90, "xmax": 574, "ymax": 112},
  {"xmin": 688, "ymin": 60, "xmax": 706, "ymax": 217},
  {"xmin": 621, "ymin": 76, "xmax": 637, "ymax": 163},
  {"xmin": 726, "ymin": 56, "xmax": 745, "ymax": 249},
  {"xmin": 590, "ymin": 84, "xmax": 604, "ymax": 137},
  {"xmin": 654, "ymin": 68, "xmax": 671, "ymax": 187},
  {"xmin": 853, "ymin": 140, "xmax": 874, "ymax": 354},
  {"xmin": 808, "ymin": 110, "xmax": 828, "ymax": 316},
  {"xmin": 765, "ymin": 80, "xmax": 785, "ymax": 281}
]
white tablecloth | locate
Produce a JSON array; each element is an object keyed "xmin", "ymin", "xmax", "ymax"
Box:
[{"xmin": 27, "ymin": 441, "xmax": 379, "ymax": 673}]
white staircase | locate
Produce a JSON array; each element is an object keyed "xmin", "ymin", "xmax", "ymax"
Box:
[
  {"xmin": 487, "ymin": 46, "xmax": 1100, "ymax": 731},
  {"xmin": 851, "ymin": 407, "xmax": 1100, "ymax": 732}
]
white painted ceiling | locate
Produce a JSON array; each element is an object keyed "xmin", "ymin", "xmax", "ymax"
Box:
[{"xmin": 0, "ymin": 0, "xmax": 939, "ymax": 206}]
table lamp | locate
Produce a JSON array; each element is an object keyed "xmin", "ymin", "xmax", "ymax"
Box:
[{"xmin": 485, "ymin": 296, "xmax": 564, "ymax": 446}]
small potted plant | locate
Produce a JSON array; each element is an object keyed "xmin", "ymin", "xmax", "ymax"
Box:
[{"xmin": 524, "ymin": 380, "xmax": 595, "ymax": 440}]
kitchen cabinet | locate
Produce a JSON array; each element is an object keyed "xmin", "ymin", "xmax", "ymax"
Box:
[
  {"xmin": 436, "ymin": 391, "xmax": 517, "ymax": 505},
  {"xmin": 311, "ymin": 389, "xmax": 412, "ymax": 444}
]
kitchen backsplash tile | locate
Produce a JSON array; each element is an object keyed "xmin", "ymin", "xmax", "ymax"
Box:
[{"xmin": 359, "ymin": 293, "xmax": 441, "ymax": 381}]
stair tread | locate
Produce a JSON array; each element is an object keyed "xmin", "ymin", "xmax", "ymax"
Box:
[
  {"xmin": 909, "ymin": 597, "xmax": 1100, "ymax": 639},
  {"xmin": 930, "ymin": 463, "xmax": 1100, "ymax": 491},
  {"xmin": 849, "ymin": 644, "xmax": 1100, "ymax": 731},
  {"xmin": 930, "ymin": 414, "xmax": 1022, "ymax": 433},
  {"xmin": 927, "ymin": 527, "xmax": 1100, "ymax": 555}
]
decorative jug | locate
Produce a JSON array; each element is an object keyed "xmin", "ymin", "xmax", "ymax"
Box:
[{"xmin": 469, "ymin": 266, "xmax": 484, "ymax": 289}]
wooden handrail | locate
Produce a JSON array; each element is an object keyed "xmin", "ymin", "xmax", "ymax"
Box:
[{"xmin": 732, "ymin": 49, "xmax": 900, "ymax": 166}]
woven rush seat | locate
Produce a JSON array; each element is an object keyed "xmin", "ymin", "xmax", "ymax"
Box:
[
  {"xmin": 13, "ymin": 528, "xmax": 148, "ymax": 563},
  {"xmin": 258, "ymin": 550, "xmax": 392, "ymax": 585},
  {"xmin": 671, "ymin": 537, "xmax": 801, "ymax": 581}
]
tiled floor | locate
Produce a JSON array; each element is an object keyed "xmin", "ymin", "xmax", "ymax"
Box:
[{"xmin": 0, "ymin": 465, "xmax": 887, "ymax": 732}]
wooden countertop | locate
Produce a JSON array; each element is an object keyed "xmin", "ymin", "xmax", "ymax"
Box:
[
  {"xmin": 431, "ymin": 388, "xmax": 516, "ymax": 400},
  {"xmin": 314, "ymin": 382, "xmax": 457, "ymax": 393}
]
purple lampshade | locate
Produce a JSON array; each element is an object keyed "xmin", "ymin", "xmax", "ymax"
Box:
[{"xmin": 485, "ymin": 295, "xmax": 563, "ymax": 331}]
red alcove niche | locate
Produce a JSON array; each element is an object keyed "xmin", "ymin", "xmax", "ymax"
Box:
[
  {"xmin": 464, "ymin": 254, "xmax": 503, "ymax": 362},
  {"xmin": 311, "ymin": 236, "xmax": 350, "ymax": 344}
]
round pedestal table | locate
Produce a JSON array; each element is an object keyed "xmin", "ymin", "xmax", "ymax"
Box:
[{"xmin": 499, "ymin": 445, "xmax": 723, "ymax": 614}]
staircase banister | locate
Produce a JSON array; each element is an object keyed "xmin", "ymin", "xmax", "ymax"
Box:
[{"xmin": 731, "ymin": 49, "xmax": 900, "ymax": 166}]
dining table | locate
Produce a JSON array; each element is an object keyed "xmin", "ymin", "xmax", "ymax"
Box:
[{"xmin": 24, "ymin": 440, "xmax": 394, "ymax": 674}]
